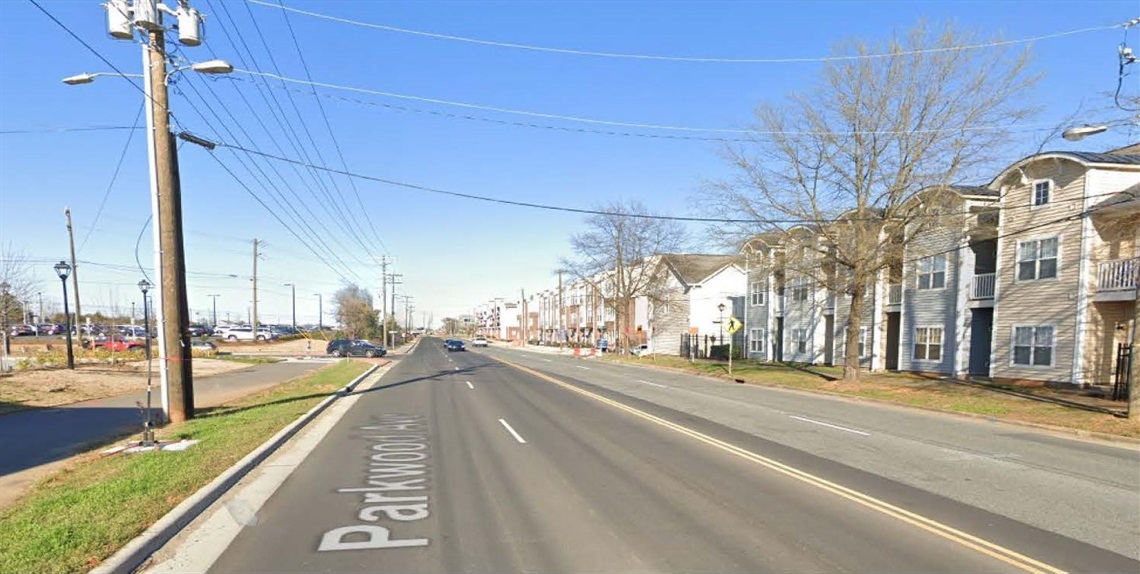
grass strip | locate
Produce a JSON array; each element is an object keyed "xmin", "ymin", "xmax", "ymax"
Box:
[
  {"xmin": 213, "ymin": 355, "xmax": 285, "ymax": 365},
  {"xmin": 0, "ymin": 359, "xmax": 370, "ymax": 574},
  {"xmin": 607, "ymin": 355, "xmax": 1139, "ymax": 438}
]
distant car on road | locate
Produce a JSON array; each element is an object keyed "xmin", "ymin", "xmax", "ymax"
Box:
[
  {"xmin": 471, "ymin": 337, "xmax": 488, "ymax": 347},
  {"xmin": 326, "ymin": 339, "xmax": 387, "ymax": 358},
  {"xmin": 446, "ymin": 339, "xmax": 466, "ymax": 352},
  {"xmin": 187, "ymin": 324, "xmax": 212, "ymax": 338}
]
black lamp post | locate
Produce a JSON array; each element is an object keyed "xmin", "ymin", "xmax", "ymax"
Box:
[
  {"xmin": 54, "ymin": 261, "xmax": 75, "ymax": 370},
  {"xmin": 139, "ymin": 279, "xmax": 157, "ymax": 444},
  {"xmin": 717, "ymin": 302, "xmax": 726, "ymax": 347}
]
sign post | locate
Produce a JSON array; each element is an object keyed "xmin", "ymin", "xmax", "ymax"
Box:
[{"xmin": 727, "ymin": 316, "xmax": 743, "ymax": 376}]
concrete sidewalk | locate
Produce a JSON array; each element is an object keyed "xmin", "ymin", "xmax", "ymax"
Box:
[{"xmin": 0, "ymin": 359, "xmax": 333, "ymax": 508}]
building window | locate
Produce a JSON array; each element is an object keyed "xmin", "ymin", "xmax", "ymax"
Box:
[
  {"xmin": 1017, "ymin": 238, "xmax": 1059, "ymax": 281},
  {"xmin": 913, "ymin": 327, "xmax": 943, "ymax": 361},
  {"xmin": 1013, "ymin": 326, "xmax": 1054, "ymax": 366},
  {"xmin": 749, "ymin": 328, "xmax": 765, "ymax": 353},
  {"xmin": 1033, "ymin": 180, "xmax": 1051, "ymax": 206},
  {"xmin": 750, "ymin": 282, "xmax": 765, "ymax": 306},
  {"xmin": 792, "ymin": 328, "xmax": 807, "ymax": 354},
  {"xmin": 917, "ymin": 254, "xmax": 947, "ymax": 290},
  {"xmin": 792, "ymin": 283, "xmax": 809, "ymax": 302}
]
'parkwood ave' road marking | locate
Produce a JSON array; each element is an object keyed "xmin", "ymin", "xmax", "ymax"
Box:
[
  {"xmin": 498, "ymin": 418, "xmax": 527, "ymax": 444},
  {"xmin": 788, "ymin": 415, "xmax": 869, "ymax": 436}
]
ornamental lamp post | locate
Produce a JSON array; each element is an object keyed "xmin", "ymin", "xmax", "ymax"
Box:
[
  {"xmin": 717, "ymin": 302, "xmax": 726, "ymax": 348},
  {"xmin": 54, "ymin": 261, "xmax": 75, "ymax": 369}
]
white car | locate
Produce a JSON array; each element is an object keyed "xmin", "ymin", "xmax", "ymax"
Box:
[
  {"xmin": 631, "ymin": 344, "xmax": 652, "ymax": 357},
  {"xmin": 471, "ymin": 337, "xmax": 488, "ymax": 347},
  {"xmin": 222, "ymin": 326, "xmax": 277, "ymax": 341}
]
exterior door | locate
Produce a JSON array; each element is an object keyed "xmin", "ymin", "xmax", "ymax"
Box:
[
  {"xmin": 824, "ymin": 315, "xmax": 835, "ymax": 365},
  {"xmin": 969, "ymin": 309, "xmax": 994, "ymax": 377},
  {"xmin": 885, "ymin": 312, "xmax": 900, "ymax": 371}
]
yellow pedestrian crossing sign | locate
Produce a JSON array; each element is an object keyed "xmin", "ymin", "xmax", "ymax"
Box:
[{"xmin": 727, "ymin": 316, "xmax": 743, "ymax": 335}]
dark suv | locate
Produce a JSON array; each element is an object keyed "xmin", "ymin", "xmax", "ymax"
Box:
[{"xmin": 326, "ymin": 339, "xmax": 387, "ymax": 358}]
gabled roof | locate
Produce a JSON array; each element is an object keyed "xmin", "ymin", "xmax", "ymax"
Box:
[
  {"xmin": 660, "ymin": 254, "xmax": 739, "ymax": 286},
  {"xmin": 1107, "ymin": 142, "xmax": 1140, "ymax": 155},
  {"xmin": 989, "ymin": 150, "xmax": 1140, "ymax": 189},
  {"xmin": 947, "ymin": 185, "xmax": 998, "ymax": 198},
  {"xmin": 1057, "ymin": 151, "xmax": 1140, "ymax": 165}
]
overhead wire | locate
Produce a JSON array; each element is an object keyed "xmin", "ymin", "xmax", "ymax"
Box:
[
  {"xmin": 195, "ymin": 138, "xmax": 1131, "ymax": 226},
  {"xmin": 79, "ymin": 102, "xmax": 146, "ymax": 253},
  {"xmin": 275, "ymin": 0, "xmax": 391, "ymax": 255},
  {"xmin": 0, "ymin": 125, "xmax": 140, "ymax": 134},
  {"xmin": 227, "ymin": 69, "xmax": 1065, "ymax": 136},
  {"xmin": 234, "ymin": 0, "xmax": 383, "ymax": 255},
  {"xmin": 249, "ymin": 0, "xmax": 1129, "ymax": 65}
]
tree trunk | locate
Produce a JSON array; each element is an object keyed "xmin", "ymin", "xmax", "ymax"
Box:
[{"xmin": 843, "ymin": 285, "xmax": 866, "ymax": 383}]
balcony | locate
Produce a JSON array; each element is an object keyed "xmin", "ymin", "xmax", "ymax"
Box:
[
  {"xmin": 887, "ymin": 283, "xmax": 902, "ymax": 306},
  {"xmin": 1095, "ymin": 258, "xmax": 1139, "ymax": 301},
  {"xmin": 970, "ymin": 273, "xmax": 996, "ymax": 300}
]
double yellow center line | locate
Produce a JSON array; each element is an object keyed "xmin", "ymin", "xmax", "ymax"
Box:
[{"xmin": 500, "ymin": 358, "xmax": 1066, "ymax": 574}]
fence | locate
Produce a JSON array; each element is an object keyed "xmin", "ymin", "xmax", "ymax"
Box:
[{"xmin": 679, "ymin": 332, "xmax": 746, "ymax": 360}]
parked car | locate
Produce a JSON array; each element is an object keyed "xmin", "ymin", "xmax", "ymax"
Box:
[
  {"xmin": 326, "ymin": 339, "xmax": 387, "ymax": 358},
  {"xmin": 630, "ymin": 343, "xmax": 652, "ymax": 357},
  {"xmin": 87, "ymin": 335, "xmax": 145, "ymax": 352},
  {"xmin": 118, "ymin": 325, "xmax": 148, "ymax": 340},
  {"xmin": 187, "ymin": 324, "xmax": 212, "ymax": 337},
  {"xmin": 10, "ymin": 324, "xmax": 36, "ymax": 337},
  {"xmin": 190, "ymin": 340, "xmax": 218, "ymax": 352},
  {"xmin": 471, "ymin": 336, "xmax": 488, "ymax": 347},
  {"xmin": 446, "ymin": 339, "xmax": 466, "ymax": 352},
  {"xmin": 221, "ymin": 326, "xmax": 277, "ymax": 341}
]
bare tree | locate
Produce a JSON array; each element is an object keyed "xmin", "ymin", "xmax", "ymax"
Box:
[
  {"xmin": 706, "ymin": 23, "xmax": 1037, "ymax": 382},
  {"xmin": 561, "ymin": 200, "xmax": 689, "ymax": 353},
  {"xmin": 332, "ymin": 284, "xmax": 379, "ymax": 339},
  {"xmin": 1, "ymin": 243, "xmax": 39, "ymax": 326}
]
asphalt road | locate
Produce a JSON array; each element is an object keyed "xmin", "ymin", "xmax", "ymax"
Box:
[{"xmin": 208, "ymin": 339, "xmax": 1137, "ymax": 573}]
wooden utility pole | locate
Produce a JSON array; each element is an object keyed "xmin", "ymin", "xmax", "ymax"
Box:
[
  {"xmin": 389, "ymin": 272, "xmax": 402, "ymax": 345},
  {"xmin": 146, "ymin": 28, "xmax": 193, "ymax": 422},
  {"xmin": 64, "ymin": 208, "xmax": 81, "ymax": 330}
]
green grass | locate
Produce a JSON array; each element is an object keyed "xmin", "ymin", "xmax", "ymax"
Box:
[{"xmin": 0, "ymin": 359, "xmax": 371, "ymax": 574}]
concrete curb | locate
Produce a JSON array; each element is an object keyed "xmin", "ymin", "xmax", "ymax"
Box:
[
  {"xmin": 595, "ymin": 358, "xmax": 1140, "ymax": 447},
  {"xmin": 90, "ymin": 362, "xmax": 380, "ymax": 574}
]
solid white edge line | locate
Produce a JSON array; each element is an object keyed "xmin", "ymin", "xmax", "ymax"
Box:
[
  {"xmin": 789, "ymin": 415, "xmax": 870, "ymax": 436},
  {"xmin": 466, "ymin": 381, "xmax": 474, "ymax": 389},
  {"xmin": 498, "ymin": 418, "xmax": 527, "ymax": 443},
  {"xmin": 635, "ymin": 379, "xmax": 667, "ymax": 388}
]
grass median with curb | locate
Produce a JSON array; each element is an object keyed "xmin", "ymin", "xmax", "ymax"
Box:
[
  {"xmin": 607, "ymin": 355, "xmax": 1140, "ymax": 439},
  {"xmin": 0, "ymin": 359, "xmax": 371, "ymax": 574}
]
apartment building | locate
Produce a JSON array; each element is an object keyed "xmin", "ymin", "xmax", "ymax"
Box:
[
  {"xmin": 739, "ymin": 144, "xmax": 1139, "ymax": 391},
  {"xmin": 989, "ymin": 149, "xmax": 1139, "ymax": 387}
]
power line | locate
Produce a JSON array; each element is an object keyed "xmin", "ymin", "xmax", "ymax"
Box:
[
  {"xmin": 227, "ymin": 69, "xmax": 1063, "ymax": 136},
  {"xmin": 197, "ymin": 138, "xmax": 1128, "ymax": 226},
  {"xmin": 223, "ymin": 75, "xmax": 1063, "ymax": 143},
  {"xmin": 0, "ymin": 125, "xmax": 140, "ymax": 134},
  {"xmin": 249, "ymin": 0, "xmax": 1129, "ymax": 65},
  {"xmin": 79, "ymin": 103, "xmax": 146, "ymax": 253},
  {"xmin": 275, "ymin": 0, "xmax": 391, "ymax": 255},
  {"xmin": 236, "ymin": 0, "xmax": 383, "ymax": 256}
]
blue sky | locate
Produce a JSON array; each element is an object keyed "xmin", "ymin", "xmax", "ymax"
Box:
[{"xmin": 1, "ymin": 0, "xmax": 1137, "ymax": 325}]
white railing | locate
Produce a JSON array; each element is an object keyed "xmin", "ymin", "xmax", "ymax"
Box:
[
  {"xmin": 971, "ymin": 273, "xmax": 996, "ymax": 300},
  {"xmin": 1098, "ymin": 257, "xmax": 1139, "ymax": 291},
  {"xmin": 887, "ymin": 283, "xmax": 902, "ymax": 305}
]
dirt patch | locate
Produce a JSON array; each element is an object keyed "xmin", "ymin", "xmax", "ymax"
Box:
[
  {"xmin": 0, "ymin": 359, "xmax": 251, "ymax": 415},
  {"xmin": 217, "ymin": 335, "xmax": 333, "ymax": 356}
]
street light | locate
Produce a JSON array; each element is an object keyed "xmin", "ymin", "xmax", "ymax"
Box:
[
  {"xmin": 314, "ymin": 293, "xmax": 323, "ymax": 331},
  {"xmin": 208, "ymin": 294, "xmax": 221, "ymax": 327},
  {"xmin": 717, "ymin": 302, "xmax": 726, "ymax": 347},
  {"xmin": 1062, "ymin": 125, "xmax": 1109, "ymax": 141},
  {"xmin": 139, "ymin": 279, "xmax": 157, "ymax": 442},
  {"xmin": 54, "ymin": 261, "xmax": 75, "ymax": 370},
  {"xmin": 284, "ymin": 283, "xmax": 296, "ymax": 331}
]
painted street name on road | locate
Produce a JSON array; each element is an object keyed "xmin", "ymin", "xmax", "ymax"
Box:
[{"xmin": 319, "ymin": 414, "xmax": 432, "ymax": 552}]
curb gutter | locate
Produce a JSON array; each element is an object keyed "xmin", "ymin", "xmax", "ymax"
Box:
[{"xmin": 90, "ymin": 362, "xmax": 380, "ymax": 574}]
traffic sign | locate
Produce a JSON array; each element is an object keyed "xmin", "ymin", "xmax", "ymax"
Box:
[{"xmin": 727, "ymin": 316, "xmax": 743, "ymax": 335}]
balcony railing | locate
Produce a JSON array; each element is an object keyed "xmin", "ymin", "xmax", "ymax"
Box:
[
  {"xmin": 887, "ymin": 283, "xmax": 902, "ymax": 305},
  {"xmin": 1098, "ymin": 257, "xmax": 1139, "ymax": 292},
  {"xmin": 971, "ymin": 273, "xmax": 996, "ymax": 300}
]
